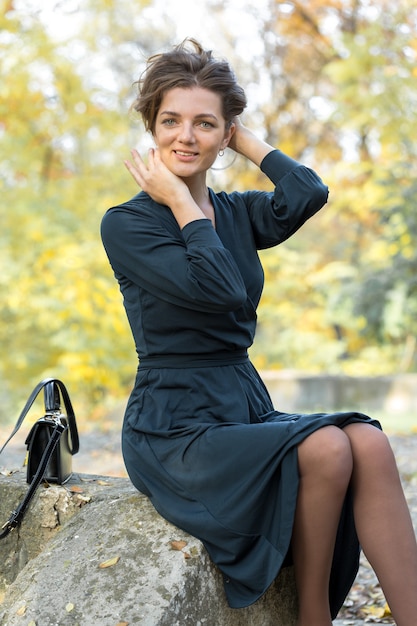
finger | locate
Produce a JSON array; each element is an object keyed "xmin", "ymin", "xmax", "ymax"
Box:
[
  {"xmin": 130, "ymin": 148, "xmax": 146, "ymax": 168},
  {"xmin": 124, "ymin": 159, "xmax": 144, "ymax": 186},
  {"xmin": 147, "ymin": 147, "xmax": 156, "ymax": 168},
  {"xmin": 151, "ymin": 148, "xmax": 166, "ymax": 174}
]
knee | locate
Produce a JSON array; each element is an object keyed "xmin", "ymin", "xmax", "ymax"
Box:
[
  {"xmin": 297, "ymin": 426, "xmax": 353, "ymax": 488},
  {"xmin": 344, "ymin": 423, "xmax": 396, "ymax": 474}
]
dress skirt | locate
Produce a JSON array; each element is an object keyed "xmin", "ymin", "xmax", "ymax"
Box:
[{"xmin": 121, "ymin": 357, "xmax": 380, "ymax": 618}]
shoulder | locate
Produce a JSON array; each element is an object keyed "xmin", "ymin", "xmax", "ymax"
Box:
[
  {"xmin": 211, "ymin": 188, "xmax": 261, "ymax": 211},
  {"xmin": 101, "ymin": 191, "xmax": 171, "ymax": 232},
  {"xmin": 104, "ymin": 191, "xmax": 154, "ymax": 220},
  {"xmin": 100, "ymin": 192, "xmax": 181, "ymax": 252},
  {"xmin": 212, "ymin": 188, "xmax": 273, "ymax": 228}
]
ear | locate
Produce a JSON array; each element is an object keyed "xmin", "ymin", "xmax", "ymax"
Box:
[{"xmin": 221, "ymin": 121, "xmax": 236, "ymax": 149}]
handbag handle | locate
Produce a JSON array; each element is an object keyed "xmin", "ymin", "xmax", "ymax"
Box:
[
  {"xmin": 43, "ymin": 379, "xmax": 79, "ymax": 454},
  {"xmin": 0, "ymin": 378, "xmax": 79, "ymax": 457}
]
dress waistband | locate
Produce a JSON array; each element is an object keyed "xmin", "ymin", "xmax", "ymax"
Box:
[{"xmin": 138, "ymin": 350, "xmax": 249, "ymax": 369}]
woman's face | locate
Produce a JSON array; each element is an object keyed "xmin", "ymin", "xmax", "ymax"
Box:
[{"xmin": 152, "ymin": 86, "xmax": 234, "ymax": 180}]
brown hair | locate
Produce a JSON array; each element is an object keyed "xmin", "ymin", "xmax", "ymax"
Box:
[{"xmin": 133, "ymin": 38, "xmax": 247, "ymax": 133}]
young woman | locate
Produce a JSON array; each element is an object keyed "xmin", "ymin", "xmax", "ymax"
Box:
[{"xmin": 101, "ymin": 39, "xmax": 417, "ymax": 625}]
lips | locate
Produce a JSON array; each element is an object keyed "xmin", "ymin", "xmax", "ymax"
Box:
[{"xmin": 174, "ymin": 150, "xmax": 198, "ymax": 157}]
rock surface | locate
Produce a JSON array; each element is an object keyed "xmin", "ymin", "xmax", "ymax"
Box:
[{"xmin": 0, "ymin": 471, "xmax": 298, "ymax": 626}]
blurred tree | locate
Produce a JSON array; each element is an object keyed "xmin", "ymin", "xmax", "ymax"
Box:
[
  {"xmin": 316, "ymin": 0, "xmax": 417, "ymax": 373},
  {"xmin": 207, "ymin": 0, "xmax": 417, "ymax": 375},
  {"xmin": 1, "ymin": 0, "xmax": 416, "ymax": 424},
  {"xmin": 0, "ymin": 0, "xmax": 154, "ymax": 416}
]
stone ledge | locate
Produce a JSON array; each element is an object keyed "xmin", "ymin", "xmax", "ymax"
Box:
[{"xmin": 0, "ymin": 471, "xmax": 297, "ymax": 626}]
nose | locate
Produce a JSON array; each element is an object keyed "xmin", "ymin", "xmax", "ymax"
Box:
[{"xmin": 178, "ymin": 121, "xmax": 195, "ymax": 143}]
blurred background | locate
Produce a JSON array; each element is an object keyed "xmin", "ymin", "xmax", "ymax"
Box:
[{"xmin": 1, "ymin": 0, "xmax": 417, "ymax": 436}]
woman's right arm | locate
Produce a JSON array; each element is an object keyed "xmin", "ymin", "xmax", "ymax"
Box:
[{"xmin": 101, "ymin": 204, "xmax": 247, "ymax": 313}]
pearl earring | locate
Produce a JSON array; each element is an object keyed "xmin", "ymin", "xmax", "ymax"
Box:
[{"xmin": 218, "ymin": 149, "xmax": 225, "ymax": 157}]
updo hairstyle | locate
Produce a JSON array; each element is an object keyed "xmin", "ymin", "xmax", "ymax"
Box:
[{"xmin": 133, "ymin": 38, "xmax": 247, "ymax": 133}]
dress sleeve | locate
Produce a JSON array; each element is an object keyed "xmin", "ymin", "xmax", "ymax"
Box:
[
  {"xmin": 244, "ymin": 150, "xmax": 329, "ymax": 249},
  {"xmin": 101, "ymin": 203, "xmax": 248, "ymax": 313}
]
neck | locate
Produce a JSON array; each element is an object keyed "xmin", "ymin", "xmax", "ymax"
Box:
[
  {"xmin": 183, "ymin": 175, "xmax": 214, "ymax": 226},
  {"xmin": 183, "ymin": 176, "xmax": 210, "ymax": 211}
]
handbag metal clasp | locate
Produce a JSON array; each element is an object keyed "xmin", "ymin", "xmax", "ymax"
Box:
[{"xmin": 43, "ymin": 411, "xmax": 64, "ymax": 422}]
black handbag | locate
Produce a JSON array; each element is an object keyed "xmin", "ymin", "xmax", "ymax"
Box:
[{"xmin": 0, "ymin": 378, "xmax": 79, "ymax": 539}]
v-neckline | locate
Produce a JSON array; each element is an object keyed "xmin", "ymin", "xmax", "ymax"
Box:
[{"xmin": 207, "ymin": 187, "xmax": 217, "ymax": 231}]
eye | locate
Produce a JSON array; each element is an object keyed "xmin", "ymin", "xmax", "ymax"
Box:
[
  {"xmin": 161, "ymin": 118, "xmax": 177, "ymax": 126},
  {"xmin": 199, "ymin": 121, "xmax": 214, "ymax": 129}
]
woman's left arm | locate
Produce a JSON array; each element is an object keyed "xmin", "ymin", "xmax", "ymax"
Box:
[{"xmin": 228, "ymin": 119, "xmax": 329, "ymax": 248}]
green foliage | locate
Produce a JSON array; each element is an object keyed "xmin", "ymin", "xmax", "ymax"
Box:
[
  {"xmin": 1, "ymin": 0, "xmax": 417, "ymax": 423},
  {"xmin": 0, "ymin": 0, "xmax": 148, "ymax": 416},
  {"xmin": 236, "ymin": 0, "xmax": 417, "ymax": 375}
]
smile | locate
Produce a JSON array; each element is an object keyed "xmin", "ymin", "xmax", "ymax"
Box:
[{"xmin": 174, "ymin": 150, "xmax": 198, "ymax": 157}]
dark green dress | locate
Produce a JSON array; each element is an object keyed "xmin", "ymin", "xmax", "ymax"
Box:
[{"xmin": 101, "ymin": 150, "xmax": 379, "ymax": 617}]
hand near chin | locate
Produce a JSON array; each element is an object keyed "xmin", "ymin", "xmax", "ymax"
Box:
[{"xmin": 124, "ymin": 148, "xmax": 188, "ymax": 205}]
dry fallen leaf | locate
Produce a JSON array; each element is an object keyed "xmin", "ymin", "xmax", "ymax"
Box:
[
  {"xmin": 170, "ymin": 540, "xmax": 187, "ymax": 551},
  {"xmin": 382, "ymin": 602, "xmax": 392, "ymax": 616},
  {"xmin": 362, "ymin": 604, "xmax": 390, "ymax": 619},
  {"xmin": 97, "ymin": 480, "xmax": 112, "ymax": 486},
  {"xmin": 28, "ymin": 621, "xmax": 37, "ymax": 626},
  {"xmin": 68, "ymin": 485, "xmax": 84, "ymax": 493},
  {"xmin": 16, "ymin": 605, "xmax": 26, "ymax": 616},
  {"xmin": 65, "ymin": 603, "xmax": 74, "ymax": 612},
  {"xmin": 116, "ymin": 622, "xmax": 129, "ymax": 626},
  {"xmin": 183, "ymin": 552, "xmax": 191, "ymax": 559},
  {"xmin": 99, "ymin": 556, "xmax": 120, "ymax": 569}
]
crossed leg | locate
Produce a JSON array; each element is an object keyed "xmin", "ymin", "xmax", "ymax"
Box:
[{"xmin": 292, "ymin": 422, "xmax": 417, "ymax": 626}]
